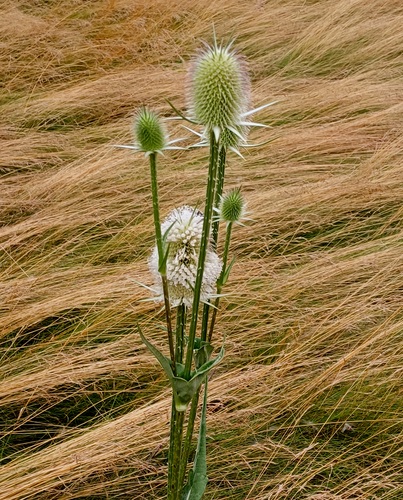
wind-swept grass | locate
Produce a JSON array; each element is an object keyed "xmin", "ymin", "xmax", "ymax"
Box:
[{"xmin": 1, "ymin": 0, "xmax": 402, "ymax": 498}]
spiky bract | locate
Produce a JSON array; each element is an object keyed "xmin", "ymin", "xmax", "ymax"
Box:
[
  {"xmin": 149, "ymin": 206, "xmax": 222, "ymax": 307},
  {"xmin": 134, "ymin": 107, "xmax": 167, "ymax": 153},
  {"xmin": 189, "ymin": 42, "xmax": 249, "ymax": 138},
  {"xmin": 219, "ymin": 126, "xmax": 247, "ymax": 148}
]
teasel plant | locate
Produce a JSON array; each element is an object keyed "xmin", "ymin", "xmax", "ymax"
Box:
[{"xmin": 116, "ymin": 36, "xmax": 275, "ymax": 499}]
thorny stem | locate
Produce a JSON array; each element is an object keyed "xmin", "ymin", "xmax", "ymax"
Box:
[
  {"xmin": 212, "ymin": 147, "xmax": 227, "ymax": 247},
  {"xmin": 149, "ymin": 153, "xmax": 176, "ymax": 373},
  {"xmin": 185, "ymin": 146, "xmax": 227, "ymax": 479},
  {"xmin": 183, "ymin": 131, "xmax": 219, "ymax": 379},
  {"xmin": 201, "ymin": 147, "xmax": 227, "ymax": 342},
  {"xmin": 208, "ymin": 221, "xmax": 233, "ymax": 342},
  {"xmin": 179, "ymin": 142, "xmax": 226, "ymax": 492}
]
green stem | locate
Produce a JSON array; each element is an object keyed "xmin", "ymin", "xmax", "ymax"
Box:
[
  {"xmin": 174, "ymin": 411, "xmax": 185, "ymax": 496},
  {"xmin": 208, "ymin": 221, "xmax": 233, "ymax": 342},
  {"xmin": 212, "ymin": 147, "xmax": 227, "ymax": 247},
  {"xmin": 201, "ymin": 146, "xmax": 227, "ymax": 342},
  {"xmin": 175, "ymin": 304, "xmax": 186, "ymax": 364},
  {"xmin": 168, "ymin": 305, "xmax": 187, "ymax": 499},
  {"xmin": 178, "ymin": 389, "xmax": 200, "ymax": 489},
  {"xmin": 200, "ymin": 303, "xmax": 210, "ymax": 343},
  {"xmin": 149, "ymin": 153, "xmax": 176, "ymax": 373},
  {"xmin": 168, "ymin": 407, "xmax": 185, "ymax": 500},
  {"xmin": 167, "ymin": 398, "xmax": 176, "ymax": 500},
  {"xmin": 183, "ymin": 131, "xmax": 219, "ymax": 379},
  {"xmin": 178, "ymin": 138, "xmax": 222, "ymax": 495}
]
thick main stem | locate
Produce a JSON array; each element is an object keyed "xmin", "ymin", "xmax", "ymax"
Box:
[
  {"xmin": 149, "ymin": 153, "xmax": 176, "ymax": 372},
  {"xmin": 168, "ymin": 407, "xmax": 185, "ymax": 500},
  {"xmin": 167, "ymin": 399, "xmax": 176, "ymax": 500},
  {"xmin": 183, "ymin": 131, "xmax": 219, "ymax": 379},
  {"xmin": 179, "ymin": 139, "xmax": 223, "ymax": 492},
  {"xmin": 168, "ymin": 305, "xmax": 187, "ymax": 499},
  {"xmin": 201, "ymin": 146, "xmax": 227, "ymax": 341}
]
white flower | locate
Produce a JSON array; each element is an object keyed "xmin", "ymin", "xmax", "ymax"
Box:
[{"xmin": 148, "ymin": 206, "xmax": 222, "ymax": 307}]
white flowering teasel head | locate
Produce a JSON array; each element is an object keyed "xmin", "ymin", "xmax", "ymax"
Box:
[{"xmin": 149, "ymin": 206, "xmax": 222, "ymax": 307}]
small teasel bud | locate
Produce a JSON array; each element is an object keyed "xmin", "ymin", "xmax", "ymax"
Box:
[
  {"xmin": 219, "ymin": 188, "xmax": 245, "ymax": 223},
  {"xmin": 134, "ymin": 107, "xmax": 167, "ymax": 153},
  {"xmin": 188, "ymin": 41, "xmax": 250, "ymax": 137}
]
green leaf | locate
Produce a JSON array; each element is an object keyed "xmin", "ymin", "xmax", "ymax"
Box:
[
  {"xmin": 138, "ymin": 324, "xmax": 175, "ymax": 383},
  {"xmin": 139, "ymin": 324, "xmax": 225, "ymax": 412},
  {"xmin": 193, "ymin": 340, "xmax": 214, "ymax": 369},
  {"xmin": 221, "ymin": 256, "xmax": 236, "ymax": 286},
  {"xmin": 158, "ymin": 242, "xmax": 170, "ymax": 275},
  {"xmin": 172, "ymin": 344, "xmax": 224, "ymax": 411},
  {"xmin": 165, "ymin": 98, "xmax": 199, "ymax": 125},
  {"xmin": 181, "ymin": 381, "xmax": 209, "ymax": 500}
]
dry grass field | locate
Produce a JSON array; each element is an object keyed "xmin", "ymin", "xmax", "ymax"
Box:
[{"xmin": 1, "ymin": 0, "xmax": 403, "ymax": 498}]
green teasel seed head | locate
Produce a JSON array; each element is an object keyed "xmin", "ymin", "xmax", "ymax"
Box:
[
  {"xmin": 188, "ymin": 41, "xmax": 250, "ymax": 137},
  {"xmin": 134, "ymin": 107, "xmax": 167, "ymax": 153},
  {"xmin": 219, "ymin": 188, "xmax": 245, "ymax": 223}
]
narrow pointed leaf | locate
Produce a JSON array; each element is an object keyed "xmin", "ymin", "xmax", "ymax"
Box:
[
  {"xmin": 241, "ymin": 101, "xmax": 278, "ymax": 117},
  {"xmin": 221, "ymin": 256, "xmax": 236, "ymax": 286},
  {"xmin": 243, "ymin": 136, "xmax": 278, "ymax": 148},
  {"xmin": 238, "ymin": 121, "xmax": 272, "ymax": 128},
  {"xmin": 127, "ymin": 278, "xmax": 158, "ymax": 293},
  {"xmin": 167, "ymin": 137, "xmax": 187, "ymax": 145},
  {"xmin": 138, "ymin": 325, "xmax": 174, "ymax": 383},
  {"xmin": 226, "ymin": 125, "xmax": 245, "ymax": 140},
  {"xmin": 112, "ymin": 144, "xmax": 139, "ymax": 150},
  {"xmin": 158, "ymin": 243, "xmax": 170, "ymax": 275},
  {"xmin": 165, "ymin": 99, "xmax": 198, "ymax": 124},
  {"xmin": 228, "ymin": 146, "xmax": 245, "ymax": 159},
  {"xmin": 182, "ymin": 125, "xmax": 204, "ymax": 138}
]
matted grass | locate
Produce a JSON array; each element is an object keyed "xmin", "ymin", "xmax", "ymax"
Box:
[{"xmin": 1, "ymin": 0, "xmax": 402, "ymax": 498}]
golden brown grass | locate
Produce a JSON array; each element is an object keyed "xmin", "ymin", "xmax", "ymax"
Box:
[{"xmin": 1, "ymin": 0, "xmax": 402, "ymax": 498}]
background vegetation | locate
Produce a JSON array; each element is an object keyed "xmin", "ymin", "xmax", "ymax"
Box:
[{"xmin": 1, "ymin": 0, "xmax": 402, "ymax": 498}]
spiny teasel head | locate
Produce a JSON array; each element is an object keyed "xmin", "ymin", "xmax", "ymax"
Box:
[
  {"xmin": 188, "ymin": 40, "xmax": 250, "ymax": 142},
  {"xmin": 216, "ymin": 188, "xmax": 246, "ymax": 224},
  {"xmin": 133, "ymin": 107, "xmax": 168, "ymax": 154},
  {"xmin": 148, "ymin": 206, "xmax": 222, "ymax": 307}
]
